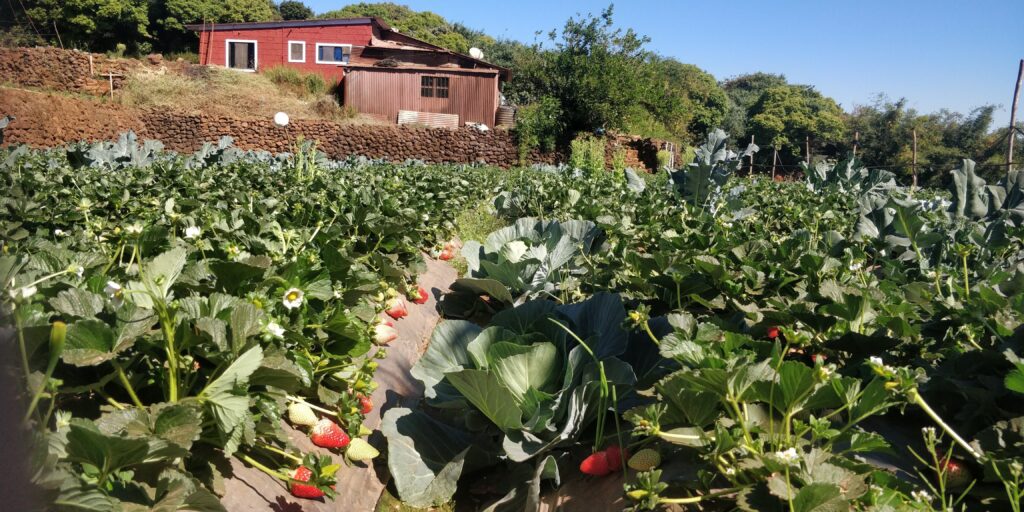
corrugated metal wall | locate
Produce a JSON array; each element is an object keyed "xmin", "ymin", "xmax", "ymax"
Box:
[{"xmin": 343, "ymin": 68, "xmax": 499, "ymax": 126}]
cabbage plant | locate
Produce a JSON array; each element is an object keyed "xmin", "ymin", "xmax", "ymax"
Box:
[
  {"xmin": 382, "ymin": 293, "xmax": 642, "ymax": 509},
  {"xmin": 441, "ymin": 217, "xmax": 604, "ymax": 318}
]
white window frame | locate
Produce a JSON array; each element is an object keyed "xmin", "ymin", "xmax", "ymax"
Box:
[
  {"xmin": 315, "ymin": 43, "xmax": 352, "ymax": 65},
  {"xmin": 224, "ymin": 39, "xmax": 258, "ymax": 72},
  {"xmin": 287, "ymin": 40, "xmax": 306, "ymax": 63}
]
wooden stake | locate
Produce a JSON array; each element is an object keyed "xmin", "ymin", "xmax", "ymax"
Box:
[
  {"xmin": 53, "ymin": 21, "xmax": 63, "ymax": 50},
  {"xmin": 88, "ymin": 54, "xmax": 94, "ymax": 76},
  {"xmin": 108, "ymin": 73, "xmax": 114, "ymax": 99},
  {"xmin": 805, "ymin": 135, "xmax": 811, "ymax": 164},
  {"xmin": 853, "ymin": 131, "xmax": 859, "ymax": 159},
  {"xmin": 912, "ymin": 128, "xmax": 918, "ymax": 190},
  {"xmin": 1008, "ymin": 58, "xmax": 1023, "ymax": 170}
]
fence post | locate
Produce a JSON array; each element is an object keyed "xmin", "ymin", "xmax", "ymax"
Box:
[
  {"xmin": 853, "ymin": 131, "xmax": 859, "ymax": 160},
  {"xmin": 805, "ymin": 135, "xmax": 810, "ymax": 164},
  {"xmin": 771, "ymin": 145, "xmax": 778, "ymax": 180}
]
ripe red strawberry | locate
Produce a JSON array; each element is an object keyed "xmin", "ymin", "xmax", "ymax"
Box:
[
  {"xmin": 385, "ymin": 296, "xmax": 408, "ymax": 319},
  {"xmin": 941, "ymin": 458, "xmax": 973, "ymax": 489},
  {"xmin": 289, "ymin": 466, "xmax": 325, "ymax": 499},
  {"xmin": 411, "ymin": 286, "xmax": 429, "ymax": 304},
  {"xmin": 766, "ymin": 326, "xmax": 780, "ymax": 339},
  {"xmin": 438, "ymin": 242, "xmax": 456, "ymax": 261},
  {"xmin": 604, "ymin": 445, "xmax": 627, "ymax": 471},
  {"xmin": 579, "ymin": 451, "xmax": 611, "ymax": 476},
  {"xmin": 357, "ymin": 393, "xmax": 373, "ymax": 415},
  {"xmin": 310, "ymin": 419, "xmax": 350, "ymax": 449}
]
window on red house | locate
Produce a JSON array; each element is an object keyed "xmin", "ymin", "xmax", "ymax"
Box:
[{"xmin": 421, "ymin": 76, "xmax": 449, "ymax": 98}]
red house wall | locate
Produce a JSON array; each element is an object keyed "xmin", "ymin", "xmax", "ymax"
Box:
[{"xmin": 197, "ymin": 24, "xmax": 375, "ymax": 83}]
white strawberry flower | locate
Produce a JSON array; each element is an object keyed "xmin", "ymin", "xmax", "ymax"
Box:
[
  {"xmin": 104, "ymin": 281, "xmax": 124, "ymax": 306},
  {"xmin": 775, "ymin": 448, "xmax": 800, "ymax": 464},
  {"xmin": 9, "ymin": 285, "xmax": 37, "ymax": 300},
  {"xmin": 868, "ymin": 356, "xmax": 884, "ymax": 367},
  {"xmin": 53, "ymin": 229, "xmax": 65, "ymax": 237},
  {"xmin": 266, "ymin": 322, "xmax": 285, "ymax": 338},
  {"xmin": 911, "ymin": 490, "xmax": 931, "ymax": 503},
  {"xmin": 184, "ymin": 226, "xmax": 202, "ymax": 239},
  {"xmin": 282, "ymin": 288, "xmax": 304, "ymax": 310},
  {"xmin": 126, "ymin": 223, "xmax": 143, "ymax": 235}
]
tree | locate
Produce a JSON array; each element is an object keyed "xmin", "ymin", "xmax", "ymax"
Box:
[
  {"xmin": 149, "ymin": 0, "xmax": 279, "ymax": 52},
  {"xmin": 319, "ymin": 2, "xmax": 489, "ymax": 52},
  {"xmin": 721, "ymin": 72, "xmax": 787, "ymax": 145},
  {"xmin": 18, "ymin": 0, "xmax": 150, "ymax": 53},
  {"xmin": 650, "ymin": 58, "xmax": 728, "ymax": 145},
  {"xmin": 747, "ymin": 84, "xmax": 847, "ymax": 163},
  {"xmin": 278, "ymin": 0, "xmax": 313, "ymax": 20}
]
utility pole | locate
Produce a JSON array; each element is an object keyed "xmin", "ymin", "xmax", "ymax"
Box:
[{"xmin": 1008, "ymin": 58, "xmax": 1023, "ymax": 172}]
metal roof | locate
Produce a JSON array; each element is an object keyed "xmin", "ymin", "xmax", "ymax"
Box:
[{"xmin": 185, "ymin": 17, "xmax": 388, "ymax": 32}]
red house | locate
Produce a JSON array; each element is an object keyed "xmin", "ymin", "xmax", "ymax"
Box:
[{"xmin": 187, "ymin": 17, "xmax": 509, "ymax": 127}]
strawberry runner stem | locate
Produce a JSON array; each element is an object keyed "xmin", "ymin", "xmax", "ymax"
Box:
[
  {"xmin": 658, "ymin": 486, "xmax": 745, "ymax": 504},
  {"xmin": 240, "ymin": 454, "xmax": 290, "ymax": 482},
  {"xmin": 909, "ymin": 388, "xmax": 983, "ymax": 461},
  {"xmin": 285, "ymin": 395, "xmax": 340, "ymax": 418},
  {"xmin": 257, "ymin": 442, "xmax": 302, "ymax": 463}
]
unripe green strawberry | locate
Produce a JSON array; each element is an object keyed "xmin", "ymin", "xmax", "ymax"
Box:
[
  {"xmin": 628, "ymin": 449, "xmax": 661, "ymax": 471},
  {"xmin": 287, "ymin": 402, "xmax": 318, "ymax": 427},
  {"xmin": 345, "ymin": 438, "xmax": 379, "ymax": 462}
]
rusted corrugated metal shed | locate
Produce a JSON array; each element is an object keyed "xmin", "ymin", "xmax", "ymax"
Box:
[{"xmin": 343, "ymin": 66, "xmax": 499, "ymax": 126}]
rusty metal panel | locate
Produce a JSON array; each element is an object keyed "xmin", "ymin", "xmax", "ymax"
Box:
[
  {"xmin": 397, "ymin": 110, "xmax": 459, "ymax": 129},
  {"xmin": 343, "ymin": 68, "xmax": 498, "ymax": 126}
]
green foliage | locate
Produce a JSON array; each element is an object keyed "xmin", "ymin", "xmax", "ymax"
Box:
[
  {"xmin": 721, "ymin": 72, "xmax": 788, "ymax": 145},
  {"xmin": 747, "ymin": 84, "xmax": 847, "ymax": 163},
  {"xmin": 847, "ymin": 96, "xmax": 1011, "ymax": 186},
  {"xmin": 263, "ymin": 65, "xmax": 328, "ymax": 97},
  {"xmin": 278, "ymin": 0, "xmax": 312, "ymax": 20},
  {"xmin": 612, "ymin": 147, "xmax": 627, "ymax": 172},
  {"xmin": 649, "ymin": 57, "xmax": 729, "ymax": 145},
  {"xmin": 514, "ymin": 96, "xmax": 563, "ymax": 164},
  {"xmin": 319, "ymin": 2, "xmax": 493, "ymax": 54},
  {"xmin": 569, "ymin": 134, "xmax": 606, "ymax": 174},
  {"xmin": 150, "ymin": 0, "xmax": 279, "ymax": 52},
  {"xmin": 22, "ymin": 0, "xmax": 150, "ymax": 53}
]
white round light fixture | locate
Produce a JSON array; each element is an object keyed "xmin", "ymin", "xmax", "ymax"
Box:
[{"xmin": 273, "ymin": 112, "xmax": 290, "ymax": 127}]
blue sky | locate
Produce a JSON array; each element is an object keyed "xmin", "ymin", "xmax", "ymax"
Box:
[{"xmin": 307, "ymin": 1, "xmax": 1024, "ymax": 125}]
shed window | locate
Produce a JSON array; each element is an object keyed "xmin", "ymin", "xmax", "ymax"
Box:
[
  {"xmin": 315, "ymin": 43, "xmax": 351, "ymax": 64},
  {"xmin": 226, "ymin": 40, "xmax": 256, "ymax": 71},
  {"xmin": 421, "ymin": 76, "xmax": 449, "ymax": 98},
  {"xmin": 288, "ymin": 41, "xmax": 305, "ymax": 63}
]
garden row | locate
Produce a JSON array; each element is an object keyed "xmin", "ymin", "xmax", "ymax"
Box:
[{"xmin": 384, "ymin": 131, "xmax": 1024, "ymax": 511}]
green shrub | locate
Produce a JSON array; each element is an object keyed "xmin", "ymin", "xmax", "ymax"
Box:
[
  {"xmin": 612, "ymin": 147, "xmax": 627, "ymax": 172},
  {"xmin": 570, "ymin": 134, "xmax": 606, "ymax": 174},
  {"xmin": 656, "ymin": 150, "xmax": 671, "ymax": 170},
  {"xmin": 514, "ymin": 96, "xmax": 563, "ymax": 164},
  {"xmin": 264, "ymin": 66, "xmax": 328, "ymax": 98}
]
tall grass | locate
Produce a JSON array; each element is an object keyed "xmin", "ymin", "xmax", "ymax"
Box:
[{"xmin": 263, "ymin": 66, "xmax": 329, "ymax": 98}]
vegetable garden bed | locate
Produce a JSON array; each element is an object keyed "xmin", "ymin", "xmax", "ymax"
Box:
[{"xmin": 2, "ymin": 128, "xmax": 1023, "ymax": 511}]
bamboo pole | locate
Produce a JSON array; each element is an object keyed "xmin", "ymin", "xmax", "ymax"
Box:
[
  {"xmin": 749, "ymin": 135, "xmax": 755, "ymax": 175},
  {"xmin": 1008, "ymin": 59, "xmax": 1023, "ymax": 171},
  {"xmin": 912, "ymin": 128, "xmax": 918, "ymax": 190},
  {"xmin": 771, "ymin": 145, "xmax": 778, "ymax": 180}
]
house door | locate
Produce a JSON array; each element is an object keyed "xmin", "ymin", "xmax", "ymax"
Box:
[{"xmin": 227, "ymin": 41, "xmax": 256, "ymax": 71}]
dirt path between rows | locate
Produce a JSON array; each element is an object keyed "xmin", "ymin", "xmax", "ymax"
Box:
[{"xmin": 220, "ymin": 256, "xmax": 457, "ymax": 512}]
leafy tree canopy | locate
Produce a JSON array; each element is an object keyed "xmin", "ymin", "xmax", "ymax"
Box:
[
  {"xmin": 278, "ymin": 0, "xmax": 313, "ymax": 20},
  {"xmin": 748, "ymin": 84, "xmax": 847, "ymax": 161},
  {"xmin": 319, "ymin": 2, "xmax": 493, "ymax": 53}
]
